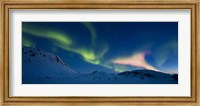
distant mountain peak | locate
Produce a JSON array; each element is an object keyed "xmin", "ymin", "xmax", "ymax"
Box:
[
  {"xmin": 91, "ymin": 70, "xmax": 107, "ymax": 75},
  {"xmin": 118, "ymin": 69, "xmax": 177, "ymax": 80}
]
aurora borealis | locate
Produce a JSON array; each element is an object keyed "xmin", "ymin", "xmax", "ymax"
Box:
[{"xmin": 22, "ymin": 22, "xmax": 178, "ymax": 73}]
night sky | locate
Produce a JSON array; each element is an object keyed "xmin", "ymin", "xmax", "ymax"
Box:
[{"xmin": 22, "ymin": 22, "xmax": 178, "ymax": 74}]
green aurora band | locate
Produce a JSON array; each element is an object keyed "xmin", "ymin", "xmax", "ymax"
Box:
[{"xmin": 22, "ymin": 23, "xmax": 109, "ymax": 68}]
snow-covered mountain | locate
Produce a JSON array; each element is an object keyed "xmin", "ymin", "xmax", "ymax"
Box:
[
  {"xmin": 22, "ymin": 47, "xmax": 76, "ymax": 84},
  {"xmin": 22, "ymin": 47, "xmax": 178, "ymax": 84},
  {"xmin": 117, "ymin": 70, "xmax": 178, "ymax": 84}
]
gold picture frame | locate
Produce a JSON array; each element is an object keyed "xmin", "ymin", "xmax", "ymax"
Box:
[{"xmin": 0, "ymin": 0, "xmax": 199, "ymax": 105}]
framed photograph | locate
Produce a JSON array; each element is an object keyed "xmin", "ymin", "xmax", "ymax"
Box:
[{"xmin": 0, "ymin": 0, "xmax": 199, "ymax": 105}]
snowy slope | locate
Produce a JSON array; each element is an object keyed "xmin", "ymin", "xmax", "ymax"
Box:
[
  {"xmin": 22, "ymin": 47, "xmax": 76, "ymax": 84},
  {"xmin": 22, "ymin": 47, "xmax": 178, "ymax": 84},
  {"xmin": 117, "ymin": 70, "xmax": 178, "ymax": 84},
  {"xmin": 69, "ymin": 70, "xmax": 177, "ymax": 84}
]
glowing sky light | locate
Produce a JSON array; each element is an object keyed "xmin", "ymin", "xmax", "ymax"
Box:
[
  {"xmin": 113, "ymin": 51, "xmax": 159, "ymax": 71},
  {"xmin": 22, "ymin": 22, "xmax": 178, "ymax": 73}
]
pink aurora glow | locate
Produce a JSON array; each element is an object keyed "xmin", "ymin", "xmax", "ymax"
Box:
[{"xmin": 113, "ymin": 51, "xmax": 158, "ymax": 71}]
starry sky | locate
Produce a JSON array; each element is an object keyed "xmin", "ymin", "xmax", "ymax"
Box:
[{"xmin": 22, "ymin": 22, "xmax": 178, "ymax": 74}]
